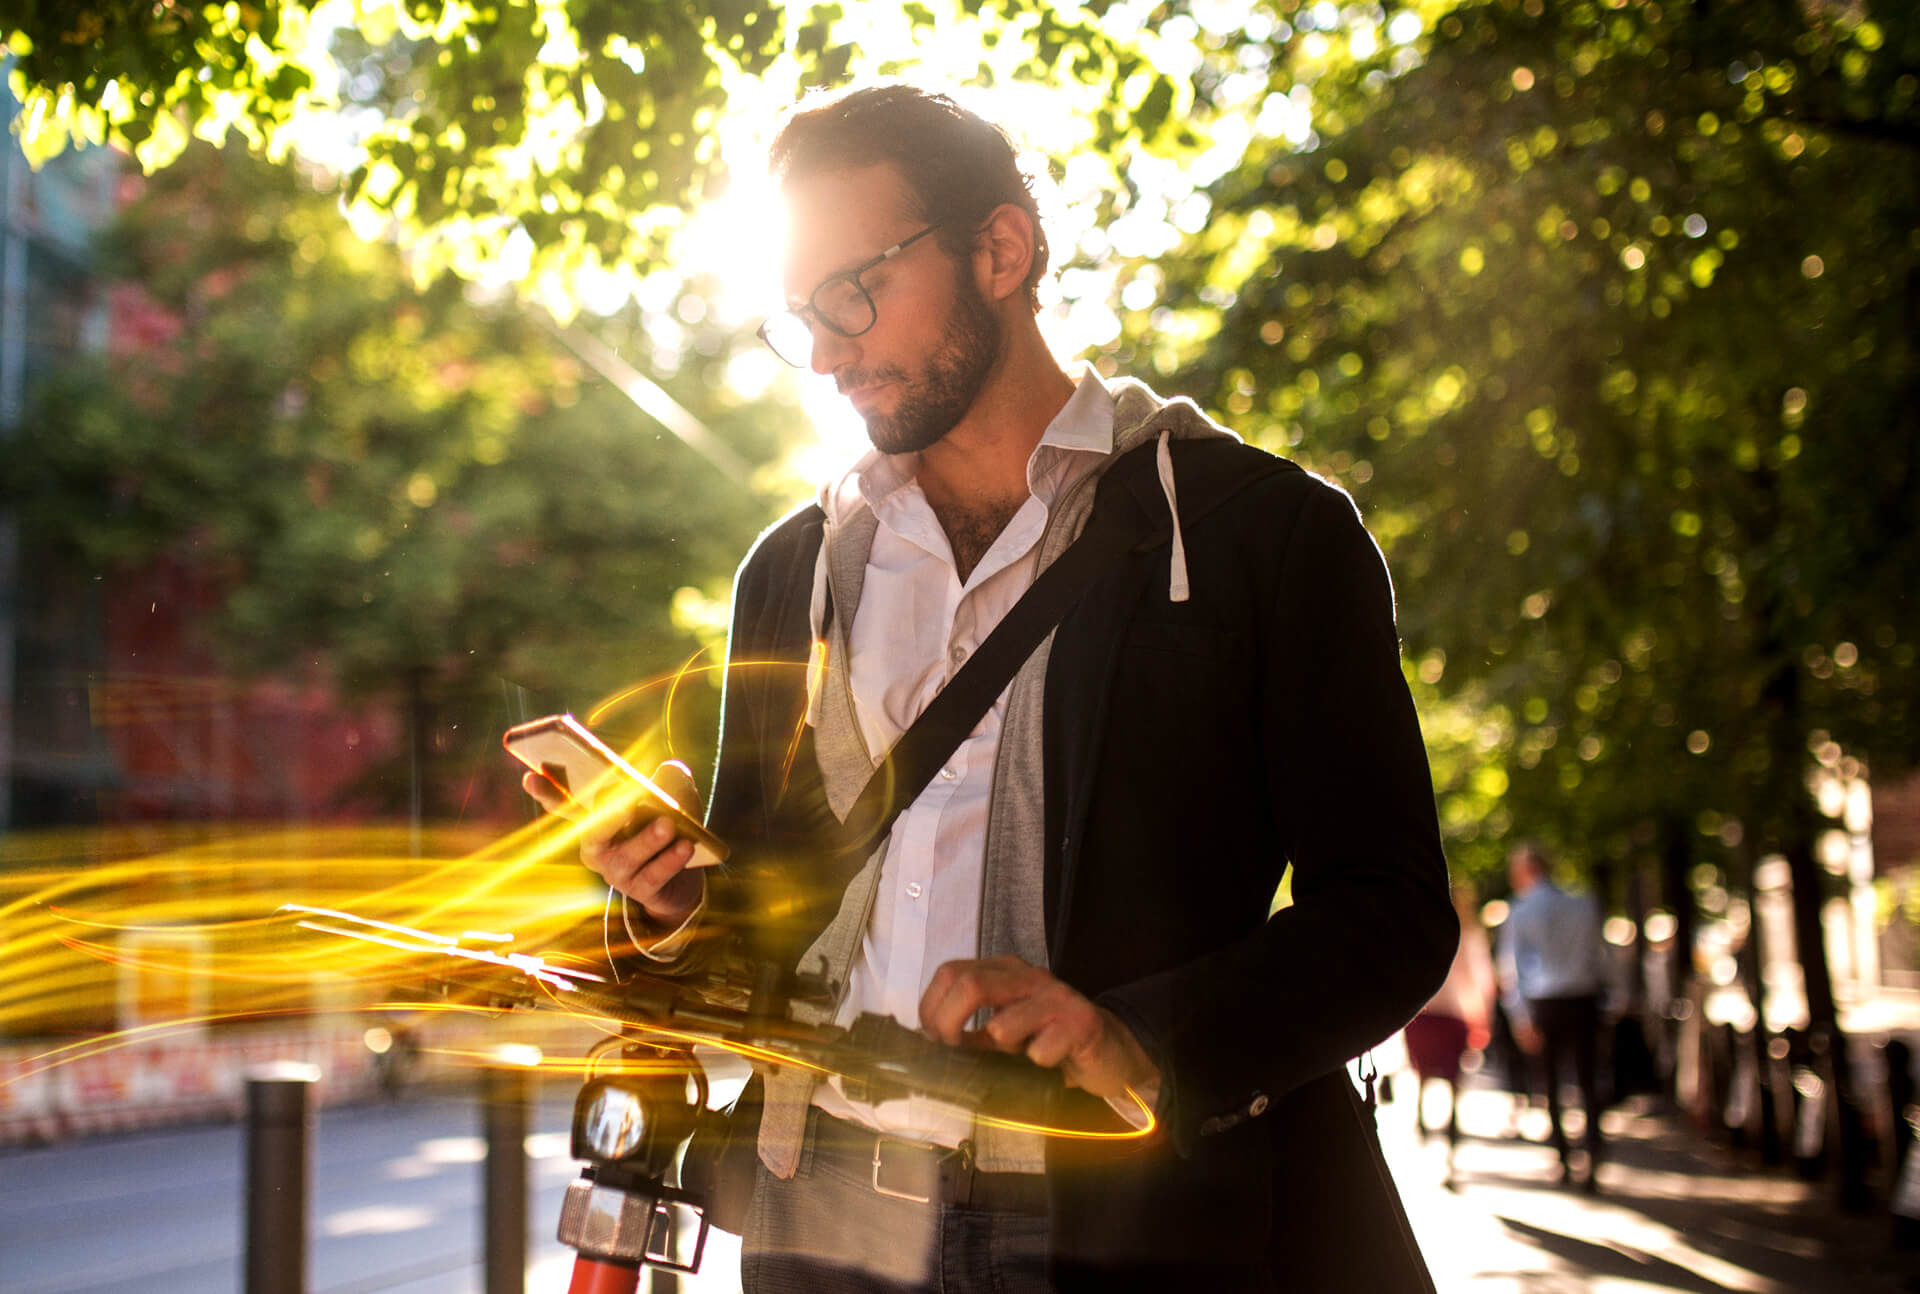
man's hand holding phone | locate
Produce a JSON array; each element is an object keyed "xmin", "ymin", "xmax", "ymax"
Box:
[
  {"xmin": 520, "ymin": 759, "xmax": 706, "ymax": 930},
  {"xmin": 506, "ymin": 715, "xmax": 724, "ymax": 938}
]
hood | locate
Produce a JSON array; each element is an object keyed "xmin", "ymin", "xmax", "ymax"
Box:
[
  {"xmin": 1106, "ymin": 375, "xmax": 1241, "ymax": 457},
  {"xmin": 1103, "ymin": 376, "xmax": 1242, "ymax": 603}
]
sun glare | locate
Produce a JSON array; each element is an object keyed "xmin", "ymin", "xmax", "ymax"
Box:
[{"xmin": 277, "ymin": 2, "xmax": 1203, "ymax": 484}]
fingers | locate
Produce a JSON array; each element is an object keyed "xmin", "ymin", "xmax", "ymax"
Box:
[
  {"xmin": 922, "ymin": 961, "xmax": 1093, "ymax": 1069},
  {"xmin": 519, "ymin": 749, "xmax": 707, "ymax": 930},
  {"xmin": 583, "ymin": 814, "xmax": 704, "ymax": 928},
  {"xmin": 583, "ymin": 813, "xmax": 691, "ymax": 895},
  {"xmin": 918, "ymin": 956, "xmax": 1036, "ymax": 1046},
  {"xmin": 920, "ymin": 960, "xmax": 1161, "ymax": 1103},
  {"xmin": 650, "ymin": 759, "xmax": 702, "ymax": 816},
  {"xmin": 1024, "ymin": 1017, "xmax": 1092, "ymax": 1074},
  {"xmin": 987, "ymin": 994, "xmax": 1095, "ymax": 1070},
  {"xmin": 580, "ymin": 759, "xmax": 702, "ymax": 855},
  {"xmin": 521, "ymin": 770, "xmax": 579, "ymax": 819}
]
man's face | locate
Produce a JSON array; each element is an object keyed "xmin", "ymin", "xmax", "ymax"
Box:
[
  {"xmin": 1507, "ymin": 849, "xmax": 1540, "ymax": 892},
  {"xmin": 779, "ymin": 164, "xmax": 1002, "ymax": 454}
]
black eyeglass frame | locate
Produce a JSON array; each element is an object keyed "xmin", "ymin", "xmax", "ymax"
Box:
[{"xmin": 756, "ymin": 223, "xmax": 945, "ymax": 367}]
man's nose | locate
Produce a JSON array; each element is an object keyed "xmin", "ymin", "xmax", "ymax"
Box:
[{"xmin": 809, "ymin": 323, "xmax": 856, "ymax": 377}]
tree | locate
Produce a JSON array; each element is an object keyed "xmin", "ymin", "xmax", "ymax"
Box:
[
  {"xmin": 3, "ymin": 140, "xmax": 789, "ymax": 815},
  {"xmin": 1, "ymin": 0, "xmax": 1193, "ymax": 296},
  {"xmin": 1137, "ymin": 0, "xmax": 1916, "ymax": 1204}
]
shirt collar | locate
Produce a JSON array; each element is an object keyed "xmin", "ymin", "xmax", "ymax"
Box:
[
  {"xmin": 825, "ymin": 369, "xmax": 1116, "ymax": 524},
  {"xmin": 1038, "ymin": 368, "xmax": 1117, "ymax": 456}
]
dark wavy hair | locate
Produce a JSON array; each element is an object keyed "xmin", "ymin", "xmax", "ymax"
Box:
[{"xmin": 768, "ymin": 84, "xmax": 1050, "ymax": 313}]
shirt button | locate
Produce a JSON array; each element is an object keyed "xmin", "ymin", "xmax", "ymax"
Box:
[
  {"xmin": 940, "ymin": 766, "xmax": 957, "ymax": 781},
  {"xmin": 950, "ymin": 643, "xmax": 968, "ymax": 665},
  {"xmin": 906, "ymin": 882, "xmax": 923, "ymax": 899}
]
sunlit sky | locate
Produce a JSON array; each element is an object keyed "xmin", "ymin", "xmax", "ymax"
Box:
[{"xmin": 276, "ymin": 0, "xmax": 1426, "ymax": 483}]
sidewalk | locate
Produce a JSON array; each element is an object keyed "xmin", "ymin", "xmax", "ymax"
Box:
[{"xmin": 1377, "ymin": 1079, "xmax": 1918, "ymax": 1292}]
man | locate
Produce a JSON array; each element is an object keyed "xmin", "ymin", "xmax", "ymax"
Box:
[
  {"xmin": 1500, "ymin": 841, "xmax": 1608, "ymax": 1192},
  {"xmin": 528, "ymin": 84, "xmax": 1455, "ymax": 1291}
]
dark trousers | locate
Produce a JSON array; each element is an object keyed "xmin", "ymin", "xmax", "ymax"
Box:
[
  {"xmin": 1527, "ymin": 993, "xmax": 1604, "ymax": 1168},
  {"xmin": 740, "ymin": 1118, "xmax": 1051, "ymax": 1294}
]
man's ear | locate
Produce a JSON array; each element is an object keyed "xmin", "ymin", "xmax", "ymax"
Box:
[{"xmin": 971, "ymin": 204, "xmax": 1037, "ymax": 304}]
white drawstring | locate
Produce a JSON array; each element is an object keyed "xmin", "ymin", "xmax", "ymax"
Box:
[{"xmin": 1155, "ymin": 429, "xmax": 1190, "ymax": 603}]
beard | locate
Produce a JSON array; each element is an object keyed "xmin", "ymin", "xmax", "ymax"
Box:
[{"xmin": 847, "ymin": 277, "xmax": 1002, "ymax": 456}]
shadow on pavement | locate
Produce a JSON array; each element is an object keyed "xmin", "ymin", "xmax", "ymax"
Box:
[
  {"xmin": 1390, "ymin": 1087, "xmax": 1920, "ymax": 1291},
  {"xmin": 1493, "ymin": 1215, "xmax": 1746, "ymax": 1294}
]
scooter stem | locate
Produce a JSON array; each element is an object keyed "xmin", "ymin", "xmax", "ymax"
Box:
[{"xmin": 567, "ymin": 1255, "xmax": 641, "ymax": 1294}]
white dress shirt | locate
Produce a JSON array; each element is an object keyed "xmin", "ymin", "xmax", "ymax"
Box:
[{"xmin": 811, "ymin": 372, "xmax": 1116, "ymax": 1144}]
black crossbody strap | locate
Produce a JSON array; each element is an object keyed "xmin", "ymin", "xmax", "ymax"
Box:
[{"xmin": 832, "ymin": 501, "xmax": 1135, "ymax": 859}]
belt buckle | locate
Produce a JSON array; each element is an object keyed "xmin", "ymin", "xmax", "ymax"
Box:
[{"xmin": 871, "ymin": 1134, "xmax": 935, "ymax": 1204}]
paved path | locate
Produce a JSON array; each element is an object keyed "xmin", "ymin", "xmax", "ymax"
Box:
[
  {"xmin": 0, "ymin": 1086, "xmax": 663, "ymax": 1294},
  {"xmin": 1381, "ymin": 1078, "xmax": 1918, "ymax": 1292},
  {"xmin": 4, "ymin": 1073, "xmax": 1913, "ymax": 1291}
]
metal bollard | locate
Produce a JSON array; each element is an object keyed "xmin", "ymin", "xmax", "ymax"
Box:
[
  {"xmin": 1887, "ymin": 1039, "xmax": 1915, "ymax": 1181},
  {"xmin": 484, "ymin": 1064, "xmax": 531, "ymax": 1294},
  {"xmin": 245, "ymin": 1062, "xmax": 320, "ymax": 1294},
  {"xmin": 1885, "ymin": 1039, "xmax": 1919, "ymax": 1247}
]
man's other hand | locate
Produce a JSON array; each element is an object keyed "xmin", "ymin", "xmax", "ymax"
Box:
[
  {"xmin": 919, "ymin": 955, "xmax": 1161, "ymax": 1111},
  {"xmin": 521, "ymin": 759, "xmax": 705, "ymax": 929}
]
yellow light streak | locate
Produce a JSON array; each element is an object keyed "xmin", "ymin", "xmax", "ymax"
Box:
[
  {"xmin": 285, "ymin": 904, "xmax": 462, "ymax": 947},
  {"xmin": 654, "ymin": 644, "xmax": 712, "ymax": 762},
  {"xmin": 3, "ymin": 1001, "xmax": 501, "ymax": 1086},
  {"xmin": 52, "ymin": 935, "xmax": 354, "ymax": 986},
  {"xmin": 588, "ymin": 644, "xmax": 716, "ymax": 753},
  {"xmin": 284, "ymin": 905, "xmax": 607, "ymax": 988},
  {"xmin": 970, "ymin": 1085, "xmax": 1157, "ymax": 1142},
  {"xmin": 44, "ymin": 906, "xmax": 294, "ymax": 933},
  {"xmin": 426, "ymin": 1047, "xmax": 694, "ymax": 1078},
  {"xmin": 582, "ymin": 658, "xmax": 724, "ymax": 728},
  {"xmin": 783, "ymin": 641, "xmax": 826, "ymax": 793},
  {"xmin": 0, "ymin": 662, "xmax": 1153, "ymax": 1144},
  {"xmin": 0, "ymin": 819, "xmax": 611, "ymax": 1044}
]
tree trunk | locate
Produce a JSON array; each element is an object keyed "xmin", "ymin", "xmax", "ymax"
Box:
[
  {"xmin": 1761, "ymin": 648, "xmax": 1873, "ymax": 1210},
  {"xmin": 1782, "ymin": 829, "xmax": 1872, "ymax": 1209},
  {"xmin": 1625, "ymin": 862, "xmax": 1650, "ymax": 1028},
  {"xmin": 1734, "ymin": 849, "xmax": 1785, "ymax": 1163},
  {"xmin": 1659, "ymin": 817, "xmax": 1697, "ymax": 1104},
  {"xmin": 1661, "ymin": 818, "xmax": 1696, "ymax": 1013}
]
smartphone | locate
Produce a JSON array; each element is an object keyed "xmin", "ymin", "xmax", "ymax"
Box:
[{"xmin": 503, "ymin": 713, "xmax": 729, "ymax": 869}]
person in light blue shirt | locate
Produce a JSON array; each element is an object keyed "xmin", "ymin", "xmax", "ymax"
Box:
[{"xmin": 1499, "ymin": 841, "xmax": 1608, "ymax": 1191}]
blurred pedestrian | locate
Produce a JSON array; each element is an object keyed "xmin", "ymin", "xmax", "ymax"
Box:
[
  {"xmin": 1403, "ymin": 883, "xmax": 1496, "ymax": 1186},
  {"xmin": 1500, "ymin": 841, "xmax": 1608, "ymax": 1191}
]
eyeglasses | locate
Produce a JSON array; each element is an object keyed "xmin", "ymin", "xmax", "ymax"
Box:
[{"xmin": 757, "ymin": 224, "xmax": 943, "ymax": 368}]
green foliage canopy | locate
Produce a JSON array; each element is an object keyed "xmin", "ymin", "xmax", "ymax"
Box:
[
  {"xmin": 3, "ymin": 142, "xmax": 787, "ymax": 805},
  {"xmin": 1139, "ymin": 0, "xmax": 1918, "ymax": 883},
  {"xmin": 1, "ymin": 0, "xmax": 1193, "ymax": 296}
]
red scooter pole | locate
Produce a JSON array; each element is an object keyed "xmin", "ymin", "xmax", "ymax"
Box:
[{"xmin": 567, "ymin": 1257, "xmax": 641, "ymax": 1294}]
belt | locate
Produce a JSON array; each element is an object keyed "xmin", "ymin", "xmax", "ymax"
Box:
[{"xmin": 807, "ymin": 1109, "xmax": 1050, "ymax": 1215}]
